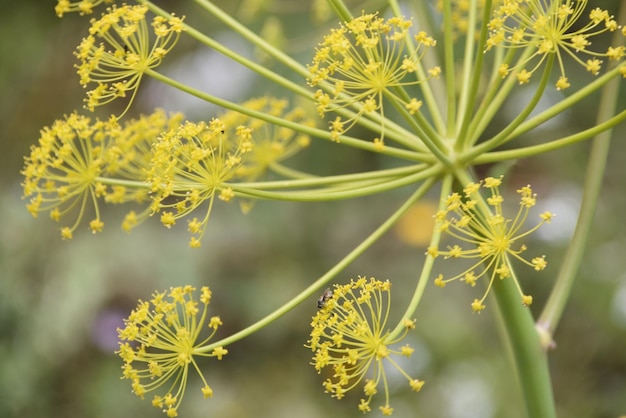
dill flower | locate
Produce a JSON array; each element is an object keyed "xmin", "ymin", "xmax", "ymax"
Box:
[
  {"xmin": 21, "ymin": 110, "xmax": 187, "ymax": 239},
  {"xmin": 74, "ymin": 4, "xmax": 184, "ymax": 113},
  {"xmin": 308, "ymin": 13, "xmax": 438, "ymax": 143},
  {"xmin": 147, "ymin": 118, "xmax": 253, "ymax": 247},
  {"xmin": 307, "ymin": 276, "xmax": 424, "ymax": 415},
  {"xmin": 117, "ymin": 285, "xmax": 227, "ymax": 417},
  {"xmin": 428, "ymin": 176, "xmax": 554, "ymax": 312},
  {"xmin": 55, "ymin": 0, "xmax": 113, "ymax": 17},
  {"xmin": 486, "ymin": 0, "xmax": 626, "ymax": 88},
  {"xmin": 21, "ymin": 113, "xmax": 118, "ymax": 239}
]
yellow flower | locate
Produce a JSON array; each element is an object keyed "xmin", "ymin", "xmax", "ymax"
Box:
[
  {"xmin": 146, "ymin": 118, "xmax": 252, "ymax": 247},
  {"xmin": 307, "ymin": 276, "xmax": 424, "ymax": 414},
  {"xmin": 74, "ymin": 4, "xmax": 184, "ymax": 114},
  {"xmin": 117, "ymin": 286, "xmax": 226, "ymax": 417},
  {"xmin": 21, "ymin": 110, "xmax": 185, "ymax": 238},
  {"xmin": 21, "ymin": 113, "xmax": 116, "ymax": 238},
  {"xmin": 430, "ymin": 177, "xmax": 553, "ymax": 311},
  {"xmin": 486, "ymin": 0, "xmax": 626, "ymax": 88},
  {"xmin": 308, "ymin": 13, "xmax": 438, "ymax": 142}
]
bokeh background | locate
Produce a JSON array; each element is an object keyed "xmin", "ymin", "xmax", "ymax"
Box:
[{"xmin": 1, "ymin": 1, "xmax": 625, "ymax": 417}]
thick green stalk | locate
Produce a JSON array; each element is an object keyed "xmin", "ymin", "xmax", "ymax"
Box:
[{"xmin": 491, "ymin": 273, "xmax": 557, "ymax": 418}]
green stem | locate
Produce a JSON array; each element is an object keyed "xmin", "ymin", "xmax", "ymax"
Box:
[
  {"xmin": 466, "ymin": 46, "xmax": 535, "ymax": 144},
  {"xmin": 388, "ymin": 174, "xmax": 453, "ymax": 339},
  {"xmin": 268, "ymin": 163, "xmax": 317, "ymax": 180},
  {"xmin": 234, "ymin": 164, "xmax": 428, "ymax": 190},
  {"xmin": 231, "ymin": 164, "xmax": 443, "ymax": 201},
  {"xmin": 455, "ymin": 169, "xmax": 557, "ymax": 418},
  {"xmin": 455, "ymin": 0, "xmax": 491, "ymax": 150},
  {"xmin": 326, "ymin": 0, "xmax": 353, "ymax": 22},
  {"xmin": 94, "ymin": 177, "xmax": 147, "ymax": 188},
  {"xmin": 386, "ymin": 93, "xmax": 451, "ymax": 165},
  {"xmin": 195, "ymin": 177, "xmax": 438, "ymax": 353},
  {"xmin": 441, "ymin": 0, "xmax": 457, "ymax": 135},
  {"xmin": 475, "ymin": 110, "xmax": 626, "ymax": 163},
  {"xmin": 191, "ymin": 0, "xmax": 310, "ymax": 78},
  {"xmin": 494, "ymin": 66, "xmax": 624, "ymax": 142},
  {"xmin": 537, "ymin": 8, "xmax": 624, "ymax": 338},
  {"xmin": 460, "ymin": 55, "xmax": 554, "ymax": 163}
]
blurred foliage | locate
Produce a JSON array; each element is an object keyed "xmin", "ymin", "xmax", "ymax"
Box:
[{"xmin": 1, "ymin": 1, "xmax": 625, "ymax": 417}]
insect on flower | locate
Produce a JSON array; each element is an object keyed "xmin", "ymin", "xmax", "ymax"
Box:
[{"xmin": 317, "ymin": 288, "xmax": 333, "ymax": 309}]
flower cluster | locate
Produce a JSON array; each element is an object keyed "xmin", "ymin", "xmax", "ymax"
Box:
[
  {"xmin": 146, "ymin": 118, "xmax": 253, "ymax": 248},
  {"xmin": 428, "ymin": 177, "xmax": 554, "ymax": 312},
  {"xmin": 308, "ymin": 13, "xmax": 439, "ymax": 144},
  {"xmin": 20, "ymin": 110, "xmax": 183, "ymax": 239},
  {"xmin": 308, "ymin": 277, "xmax": 424, "ymax": 415},
  {"xmin": 117, "ymin": 286, "xmax": 227, "ymax": 417},
  {"xmin": 487, "ymin": 0, "xmax": 626, "ymax": 89},
  {"xmin": 74, "ymin": 4, "xmax": 184, "ymax": 113}
]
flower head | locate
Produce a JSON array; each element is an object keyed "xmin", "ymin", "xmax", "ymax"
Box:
[
  {"xmin": 486, "ymin": 0, "xmax": 626, "ymax": 88},
  {"xmin": 117, "ymin": 286, "xmax": 227, "ymax": 417},
  {"xmin": 75, "ymin": 4, "xmax": 184, "ymax": 114},
  {"xmin": 308, "ymin": 13, "xmax": 438, "ymax": 143},
  {"xmin": 429, "ymin": 177, "xmax": 553, "ymax": 311},
  {"xmin": 307, "ymin": 276, "xmax": 424, "ymax": 414},
  {"xmin": 21, "ymin": 110, "xmax": 185, "ymax": 238},
  {"xmin": 147, "ymin": 118, "xmax": 253, "ymax": 247},
  {"xmin": 21, "ymin": 113, "xmax": 117, "ymax": 238}
]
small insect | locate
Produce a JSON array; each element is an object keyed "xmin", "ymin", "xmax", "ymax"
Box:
[{"xmin": 317, "ymin": 288, "xmax": 334, "ymax": 309}]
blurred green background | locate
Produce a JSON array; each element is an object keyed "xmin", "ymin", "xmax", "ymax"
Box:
[{"xmin": 1, "ymin": 1, "xmax": 625, "ymax": 417}]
